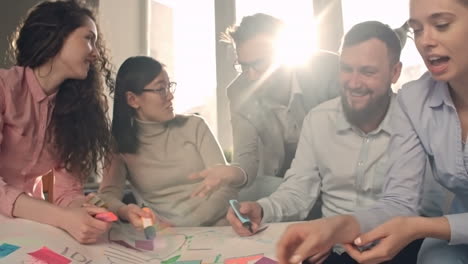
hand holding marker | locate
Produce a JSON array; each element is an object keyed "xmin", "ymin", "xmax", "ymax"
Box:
[
  {"xmin": 87, "ymin": 194, "xmax": 118, "ymax": 222},
  {"xmin": 229, "ymin": 199, "xmax": 253, "ymax": 233},
  {"xmin": 141, "ymin": 204, "xmax": 156, "ymax": 240}
]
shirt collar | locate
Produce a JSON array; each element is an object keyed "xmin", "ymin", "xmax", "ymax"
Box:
[
  {"xmin": 26, "ymin": 67, "xmax": 51, "ymax": 103},
  {"xmin": 336, "ymin": 100, "xmax": 352, "ymax": 132},
  {"xmin": 336, "ymin": 93, "xmax": 395, "ymax": 135},
  {"xmin": 428, "ymin": 79, "xmax": 455, "ymax": 109},
  {"xmin": 287, "ymin": 71, "xmax": 304, "ymax": 108}
]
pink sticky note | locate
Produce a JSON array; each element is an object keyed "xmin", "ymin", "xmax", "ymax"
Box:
[
  {"xmin": 224, "ymin": 254, "xmax": 264, "ymax": 264},
  {"xmin": 95, "ymin": 212, "xmax": 118, "ymax": 222},
  {"xmin": 28, "ymin": 246, "xmax": 71, "ymax": 264},
  {"xmin": 135, "ymin": 240, "xmax": 154, "ymax": 251},
  {"xmin": 255, "ymin": 257, "xmax": 278, "ymax": 264}
]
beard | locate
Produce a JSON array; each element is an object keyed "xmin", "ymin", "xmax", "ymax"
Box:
[{"xmin": 341, "ymin": 88, "xmax": 391, "ymax": 127}]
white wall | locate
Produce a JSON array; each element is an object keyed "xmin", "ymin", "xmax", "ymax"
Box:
[{"xmin": 98, "ymin": 0, "xmax": 148, "ymax": 71}]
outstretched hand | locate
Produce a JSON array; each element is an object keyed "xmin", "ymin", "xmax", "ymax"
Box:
[{"xmin": 189, "ymin": 165, "xmax": 245, "ymax": 198}]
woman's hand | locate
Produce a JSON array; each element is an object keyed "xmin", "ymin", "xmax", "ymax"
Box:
[
  {"xmin": 117, "ymin": 204, "xmax": 174, "ymax": 230},
  {"xmin": 277, "ymin": 215, "xmax": 360, "ymax": 264},
  {"xmin": 58, "ymin": 206, "xmax": 112, "ymax": 244},
  {"xmin": 117, "ymin": 204, "xmax": 154, "ymax": 230},
  {"xmin": 189, "ymin": 165, "xmax": 245, "ymax": 198},
  {"xmin": 343, "ymin": 216, "xmax": 421, "ymax": 264}
]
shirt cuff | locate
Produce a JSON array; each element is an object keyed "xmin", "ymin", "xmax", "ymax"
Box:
[
  {"xmin": 229, "ymin": 165, "xmax": 248, "ymax": 188},
  {"xmin": 0, "ymin": 187, "xmax": 24, "ymax": 218},
  {"xmin": 257, "ymin": 198, "xmax": 275, "ymax": 224},
  {"xmin": 446, "ymin": 213, "xmax": 468, "ymax": 245}
]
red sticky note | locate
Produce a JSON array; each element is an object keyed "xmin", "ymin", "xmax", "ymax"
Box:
[
  {"xmin": 95, "ymin": 212, "xmax": 118, "ymax": 222},
  {"xmin": 135, "ymin": 240, "xmax": 154, "ymax": 251},
  {"xmin": 255, "ymin": 257, "xmax": 278, "ymax": 264},
  {"xmin": 28, "ymin": 246, "xmax": 71, "ymax": 264},
  {"xmin": 224, "ymin": 254, "xmax": 264, "ymax": 264}
]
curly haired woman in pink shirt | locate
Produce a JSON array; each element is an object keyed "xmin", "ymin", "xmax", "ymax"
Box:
[{"xmin": 0, "ymin": 0, "xmax": 114, "ymax": 243}]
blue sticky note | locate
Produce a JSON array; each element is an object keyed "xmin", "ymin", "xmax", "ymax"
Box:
[{"xmin": 0, "ymin": 243, "xmax": 20, "ymax": 258}]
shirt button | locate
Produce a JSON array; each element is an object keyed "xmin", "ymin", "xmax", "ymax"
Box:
[
  {"xmin": 358, "ymin": 161, "xmax": 364, "ymax": 166},
  {"xmin": 365, "ymin": 138, "xmax": 370, "ymax": 143}
]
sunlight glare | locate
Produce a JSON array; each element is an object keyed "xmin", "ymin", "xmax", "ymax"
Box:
[
  {"xmin": 274, "ymin": 22, "xmax": 317, "ymax": 67},
  {"xmin": 236, "ymin": 0, "xmax": 317, "ymax": 67}
]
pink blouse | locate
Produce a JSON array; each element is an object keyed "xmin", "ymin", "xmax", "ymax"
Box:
[{"xmin": 0, "ymin": 66, "xmax": 84, "ymax": 217}]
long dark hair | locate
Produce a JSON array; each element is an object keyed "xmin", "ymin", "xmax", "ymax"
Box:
[
  {"xmin": 10, "ymin": 0, "xmax": 114, "ymax": 179},
  {"xmin": 113, "ymin": 56, "xmax": 163, "ymax": 154}
]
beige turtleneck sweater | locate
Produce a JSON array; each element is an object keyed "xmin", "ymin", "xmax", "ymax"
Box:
[{"xmin": 99, "ymin": 115, "xmax": 238, "ymax": 226}]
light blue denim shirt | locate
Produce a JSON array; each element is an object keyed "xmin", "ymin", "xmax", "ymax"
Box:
[{"xmin": 355, "ymin": 72, "xmax": 468, "ymax": 245}]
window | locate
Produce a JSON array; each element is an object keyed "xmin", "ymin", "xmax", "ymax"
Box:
[
  {"xmin": 236, "ymin": 0, "xmax": 317, "ymax": 65},
  {"xmin": 342, "ymin": 0, "xmax": 426, "ymax": 91},
  {"xmin": 150, "ymin": 0, "xmax": 217, "ymax": 134}
]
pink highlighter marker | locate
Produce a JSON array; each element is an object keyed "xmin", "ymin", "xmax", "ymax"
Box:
[
  {"xmin": 88, "ymin": 194, "xmax": 118, "ymax": 222},
  {"xmin": 95, "ymin": 211, "xmax": 118, "ymax": 222}
]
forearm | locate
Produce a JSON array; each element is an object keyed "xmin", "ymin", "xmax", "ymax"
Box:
[
  {"xmin": 97, "ymin": 190, "xmax": 126, "ymax": 213},
  {"xmin": 327, "ymin": 215, "xmax": 362, "ymax": 244},
  {"xmin": 231, "ymin": 115, "xmax": 260, "ymax": 187},
  {"xmin": 411, "ymin": 216, "xmax": 451, "ymax": 241},
  {"xmin": 12, "ymin": 193, "xmax": 66, "ymax": 229},
  {"xmin": 68, "ymin": 196, "xmax": 87, "ymax": 208},
  {"xmin": 116, "ymin": 204, "xmax": 132, "ymax": 221},
  {"xmin": 258, "ymin": 177, "xmax": 318, "ymax": 223}
]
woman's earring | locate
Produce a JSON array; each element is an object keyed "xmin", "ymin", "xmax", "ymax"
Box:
[{"xmin": 130, "ymin": 117, "xmax": 134, "ymax": 127}]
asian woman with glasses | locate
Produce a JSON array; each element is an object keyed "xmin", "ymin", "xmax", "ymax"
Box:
[{"xmin": 98, "ymin": 56, "xmax": 246, "ymax": 228}]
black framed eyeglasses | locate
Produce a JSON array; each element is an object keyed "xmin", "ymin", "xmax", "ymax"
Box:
[{"xmin": 142, "ymin": 81, "xmax": 177, "ymax": 98}]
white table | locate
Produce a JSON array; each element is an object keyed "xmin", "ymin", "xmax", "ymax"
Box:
[{"xmin": 0, "ymin": 215, "xmax": 294, "ymax": 264}]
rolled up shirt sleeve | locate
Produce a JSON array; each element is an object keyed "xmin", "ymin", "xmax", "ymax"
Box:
[
  {"xmin": 230, "ymin": 112, "xmax": 260, "ymax": 187},
  {"xmin": 0, "ymin": 179, "xmax": 25, "ymax": 217},
  {"xmin": 0, "ymin": 81, "xmax": 26, "ymax": 217},
  {"xmin": 52, "ymin": 166, "xmax": 85, "ymax": 207},
  {"xmin": 258, "ymin": 111, "xmax": 321, "ymax": 223}
]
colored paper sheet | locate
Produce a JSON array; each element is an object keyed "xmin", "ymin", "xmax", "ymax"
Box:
[
  {"xmin": 255, "ymin": 257, "xmax": 278, "ymax": 264},
  {"xmin": 135, "ymin": 240, "xmax": 154, "ymax": 251},
  {"xmin": 224, "ymin": 254, "xmax": 264, "ymax": 264},
  {"xmin": 0, "ymin": 243, "xmax": 20, "ymax": 258},
  {"xmin": 28, "ymin": 246, "xmax": 71, "ymax": 264},
  {"xmin": 175, "ymin": 260, "xmax": 202, "ymax": 264}
]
